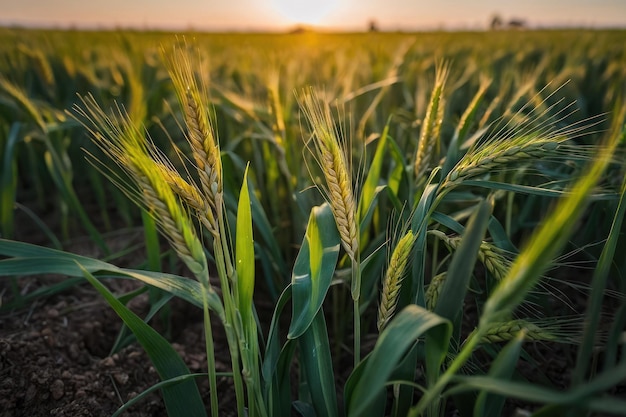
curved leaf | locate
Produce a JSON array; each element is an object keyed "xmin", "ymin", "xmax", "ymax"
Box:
[
  {"xmin": 0, "ymin": 239, "xmax": 223, "ymax": 314},
  {"xmin": 79, "ymin": 265, "xmax": 207, "ymax": 417},
  {"xmin": 433, "ymin": 197, "xmax": 493, "ymax": 322},
  {"xmin": 450, "ymin": 359, "xmax": 626, "ymax": 416},
  {"xmin": 347, "ymin": 304, "xmax": 451, "ymax": 417},
  {"xmin": 288, "ymin": 204, "xmax": 340, "ymax": 339}
]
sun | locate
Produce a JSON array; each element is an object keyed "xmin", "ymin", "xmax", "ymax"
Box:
[{"xmin": 271, "ymin": 0, "xmax": 340, "ymax": 26}]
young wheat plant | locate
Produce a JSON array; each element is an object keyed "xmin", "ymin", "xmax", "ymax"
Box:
[
  {"xmin": 73, "ymin": 45, "xmax": 270, "ymax": 417},
  {"xmin": 73, "ymin": 93, "xmax": 224, "ymax": 414},
  {"xmin": 297, "ymin": 88, "xmax": 364, "ymax": 364}
]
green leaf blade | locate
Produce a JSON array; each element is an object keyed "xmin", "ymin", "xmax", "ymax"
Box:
[
  {"xmin": 473, "ymin": 331, "xmax": 525, "ymax": 417},
  {"xmin": 433, "ymin": 197, "xmax": 493, "ymax": 322},
  {"xmin": 288, "ymin": 204, "xmax": 340, "ymax": 339},
  {"xmin": 358, "ymin": 118, "xmax": 389, "ymax": 225},
  {"xmin": 298, "ymin": 309, "xmax": 338, "ymax": 417},
  {"xmin": 347, "ymin": 305, "xmax": 451, "ymax": 417},
  {"xmin": 236, "ymin": 164, "xmax": 255, "ymax": 324},
  {"xmin": 79, "ymin": 265, "xmax": 207, "ymax": 417}
]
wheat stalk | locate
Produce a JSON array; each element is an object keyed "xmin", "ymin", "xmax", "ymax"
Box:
[
  {"xmin": 73, "ymin": 91, "xmax": 227, "ymax": 417},
  {"xmin": 164, "ymin": 45, "xmax": 259, "ymax": 416},
  {"xmin": 299, "ymin": 89, "xmax": 359, "ymax": 262},
  {"xmin": 298, "ymin": 88, "xmax": 364, "ymax": 364},
  {"xmin": 377, "ymin": 230, "xmax": 415, "ymax": 331}
]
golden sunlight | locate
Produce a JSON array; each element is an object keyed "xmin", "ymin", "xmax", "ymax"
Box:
[{"xmin": 271, "ymin": 0, "xmax": 341, "ymax": 25}]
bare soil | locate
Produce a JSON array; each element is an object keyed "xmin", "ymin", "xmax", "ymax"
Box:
[
  {"xmin": 1, "ymin": 205, "xmax": 239, "ymax": 417},
  {"xmin": 0, "ymin": 270, "xmax": 240, "ymax": 417}
]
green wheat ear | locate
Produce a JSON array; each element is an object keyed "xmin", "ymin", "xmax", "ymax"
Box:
[
  {"xmin": 425, "ymin": 272, "xmax": 447, "ymax": 312},
  {"xmin": 73, "ymin": 94, "xmax": 209, "ymax": 284},
  {"xmin": 414, "ymin": 63, "xmax": 449, "ymax": 183},
  {"xmin": 298, "ymin": 88, "xmax": 359, "ymax": 263},
  {"xmin": 429, "ymin": 230, "xmax": 510, "ymax": 281},
  {"xmin": 378, "ymin": 230, "xmax": 415, "ymax": 331},
  {"xmin": 163, "ymin": 43, "xmax": 223, "ymax": 238}
]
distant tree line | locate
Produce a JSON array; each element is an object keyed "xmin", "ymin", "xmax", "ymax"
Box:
[{"xmin": 490, "ymin": 14, "xmax": 527, "ymax": 30}]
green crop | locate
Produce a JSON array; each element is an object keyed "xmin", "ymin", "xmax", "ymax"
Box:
[{"xmin": 1, "ymin": 28, "xmax": 625, "ymax": 417}]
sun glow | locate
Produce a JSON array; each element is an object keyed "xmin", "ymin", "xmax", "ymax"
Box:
[{"xmin": 271, "ymin": 0, "xmax": 340, "ymax": 26}]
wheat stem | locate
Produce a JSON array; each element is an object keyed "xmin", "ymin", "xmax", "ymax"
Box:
[
  {"xmin": 74, "ymin": 93, "xmax": 225, "ymax": 417},
  {"xmin": 164, "ymin": 44, "xmax": 251, "ymax": 415}
]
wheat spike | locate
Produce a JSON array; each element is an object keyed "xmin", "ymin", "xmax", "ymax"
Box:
[
  {"xmin": 163, "ymin": 44, "xmax": 222, "ymax": 237},
  {"xmin": 30, "ymin": 48, "xmax": 55, "ymax": 90},
  {"xmin": 425, "ymin": 272, "xmax": 447, "ymax": 311},
  {"xmin": 135, "ymin": 167, "xmax": 207, "ymax": 278},
  {"xmin": 377, "ymin": 231, "xmax": 415, "ymax": 331},
  {"xmin": 414, "ymin": 64, "xmax": 448, "ymax": 182},
  {"xmin": 299, "ymin": 89, "xmax": 359, "ymax": 261},
  {"xmin": 155, "ymin": 162, "xmax": 204, "ymax": 209},
  {"xmin": 73, "ymin": 95, "xmax": 209, "ymax": 282},
  {"xmin": 443, "ymin": 135, "xmax": 560, "ymax": 189},
  {"xmin": 446, "ymin": 81, "xmax": 606, "ymax": 193},
  {"xmin": 471, "ymin": 319, "xmax": 558, "ymax": 344},
  {"xmin": 430, "ymin": 230, "xmax": 510, "ymax": 281}
]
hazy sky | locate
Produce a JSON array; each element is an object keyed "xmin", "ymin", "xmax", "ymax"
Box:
[{"xmin": 2, "ymin": 0, "xmax": 625, "ymax": 31}]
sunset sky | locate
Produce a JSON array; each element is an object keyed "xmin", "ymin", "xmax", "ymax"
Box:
[{"xmin": 2, "ymin": 0, "xmax": 625, "ymax": 31}]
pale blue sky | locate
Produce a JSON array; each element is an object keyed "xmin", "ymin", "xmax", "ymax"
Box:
[{"xmin": 1, "ymin": 0, "xmax": 625, "ymax": 31}]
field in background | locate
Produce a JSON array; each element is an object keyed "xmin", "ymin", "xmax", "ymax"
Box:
[{"xmin": 2, "ymin": 28, "xmax": 624, "ymax": 247}]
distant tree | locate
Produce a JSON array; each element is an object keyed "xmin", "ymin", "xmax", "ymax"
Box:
[
  {"xmin": 288, "ymin": 25, "xmax": 309, "ymax": 34},
  {"xmin": 508, "ymin": 19, "xmax": 527, "ymax": 29},
  {"xmin": 369, "ymin": 19, "xmax": 379, "ymax": 32},
  {"xmin": 490, "ymin": 14, "xmax": 503, "ymax": 30}
]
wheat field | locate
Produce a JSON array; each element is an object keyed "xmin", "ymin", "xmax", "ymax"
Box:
[{"xmin": 1, "ymin": 28, "xmax": 625, "ymax": 417}]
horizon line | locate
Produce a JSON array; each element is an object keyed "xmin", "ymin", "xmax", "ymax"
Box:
[{"xmin": 2, "ymin": 20, "xmax": 626, "ymax": 34}]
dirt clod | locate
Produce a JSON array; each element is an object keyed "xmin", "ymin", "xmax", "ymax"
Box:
[{"xmin": 50, "ymin": 379, "xmax": 65, "ymax": 400}]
